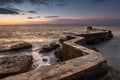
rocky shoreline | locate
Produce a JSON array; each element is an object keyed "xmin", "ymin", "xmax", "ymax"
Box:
[
  {"xmin": 0, "ymin": 41, "xmax": 33, "ymax": 79},
  {"xmin": 0, "ymin": 27, "xmax": 120, "ymax": 80},
  {"xmin": 0, "ymin": 41, "xmax": 32, "ymax": 52}
]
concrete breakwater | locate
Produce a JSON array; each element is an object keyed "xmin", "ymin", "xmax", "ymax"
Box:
[{"xmin": 2, "ymin": 27, "xmax": 113, "ymax": 80}]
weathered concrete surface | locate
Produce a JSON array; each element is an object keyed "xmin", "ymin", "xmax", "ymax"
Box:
[
  {"xmin": 0, "ymin": 41, "xmax": 32, "ymax": 52},
  {"xmin": 1, "ymin": 28, "xmax": 113, "ymax": 80},
  {"xmin": 0, "ymin": 54, "xmax": 33, "ymax": 79}
]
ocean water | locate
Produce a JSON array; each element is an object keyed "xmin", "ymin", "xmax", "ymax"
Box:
[
  {"xmin": 92, "ymin": 26, "xmax": 120, "ymax": 71},
  {"xmin": 0, "ymin": 25, "xmax": 120, "ymax": 70}
]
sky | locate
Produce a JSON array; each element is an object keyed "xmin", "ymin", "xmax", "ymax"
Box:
[{"xmin": 0, "ymin": 0, "xmax": 120, "ymax": 25}]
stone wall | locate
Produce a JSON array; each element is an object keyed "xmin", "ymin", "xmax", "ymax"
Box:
[
  {"xmin": 61, "ymin": 37, "xmax": 87, "ymax": 61},
  {"xmin": 59, "ymin": 30, "xmax": 113, "ymax": 61},
  {"xmin": 3, "ymin": 29, "xmax": 113, "ymax": 80},
  {"xmin": 77, "ymin": 31, "xmax": 113, "ymax": 45}
]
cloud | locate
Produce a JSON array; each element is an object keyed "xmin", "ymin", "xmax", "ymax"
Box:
[
  {"xmin": 27, "ymin": 11, "xmax": 37, "ymax": 14},
  {"xmin": 0, "ymin": 0, "xmax": 24, "ymax": 5},
  {"xmin": 24, "ymin": 18, "xmax": 120, "ymax": 25},
  {"xmin": 21, "ymin": 13, "xmax": 26, "ymax": 15},
  {"xmin": 44, "ymin": 16, "xmax": 59, "ymax": 18},
  {"xmin": 27, "ymin": 16, "xmax": 41, "ymax": 19},
  {"xmin": 0, "ymin": 7, "xmax": 19, "ymax": 14},
  {"xmin": 36, "ymin": 16, "xmax": 41, "ymax": 18},
  {"xmin": 92, "ymin": 0, "xmax": 107, "ymax": 3},
  {"xmin": 0, "ymin": 0, "xmax": 67, "ymax": 15},
  {"xmin": 0, "ymin": 0, "xmax": 67, "ymax": 6},
  {"xmin": 20, "ymin": 11, "xmax": 37, "ymax": 15},
  {"xmin": 41, "ymin": 18, "xmax": 120, "ymax": 25},
  {"xmin": 27, "ymin": 17, "xmax": 34, "ymax": 19}
]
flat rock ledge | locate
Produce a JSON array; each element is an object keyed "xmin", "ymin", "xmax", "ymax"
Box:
[
  {"xmin": 1, "ymin": 27, "xmax": 115, "ymax": 80},
  {"xmin": 0, "ymin": 41, "xmax": 32, "ymax": 52},
  {"xmin": 0, "ymin": 54, "xmax": 33, "ymax": 79},
  {"xmin": 0, "ymin": 41, "xmax": 33, "ymax": 78}
]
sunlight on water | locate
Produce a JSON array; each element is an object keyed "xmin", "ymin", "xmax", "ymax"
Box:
[{"xmin": 0, "ymin": 38, "xmax": 55, "ymax": 43}]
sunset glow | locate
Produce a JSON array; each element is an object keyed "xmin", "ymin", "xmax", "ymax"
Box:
[{"xmin": 0, "ymin": 0, "xmax": 120, "ymax": 25}]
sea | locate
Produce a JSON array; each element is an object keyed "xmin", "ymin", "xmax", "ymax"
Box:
[{"xmin": 0, "ymin": 25, "xmax": 120, "ymax": 71}]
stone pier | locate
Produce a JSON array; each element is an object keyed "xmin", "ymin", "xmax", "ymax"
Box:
[{"xmin": 2, "ymin": 27, "xmax": 113, "ymax": 80}]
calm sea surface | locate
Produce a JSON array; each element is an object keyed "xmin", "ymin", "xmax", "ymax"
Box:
[{"xmin": 0, "ymin": 25, "xmax": 120, "ymax": 70}]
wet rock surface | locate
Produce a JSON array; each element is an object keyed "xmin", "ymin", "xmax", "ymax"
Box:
[
  {"xmin": 39, "ymin": 45, "xmax": 51, "ymax": 53},
  {"xmin": 50, "ymin": 42, "xmax": 60, "ymax": 50},
  {"xmin": 40, "ymin": 42, "xmax": 60, "ymax": 53},
  {"xmin": 0, "ymin": 41, "xmax": 32, "ymax": 53},
  {"xmin": 0, "ymin": 54, "xmax": 33, "ymax": 79},
  {"xmin": 42, "ymin": 58, "xmax": 48, "ymax": 62},
  {"xmin": 54, "ymin": 47, "xmax": 64, "ymax": 61},
  {"xmin": 0, "ymin": 41, "xmax": 33, "ymax": 78}
]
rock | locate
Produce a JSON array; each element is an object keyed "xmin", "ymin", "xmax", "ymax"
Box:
[
  {"xmin": 108, "ymin": 31, "xmax": 113, "ymax": 38},
  {"xmin": 87, "ymin": 26, "xmax": 93, "ymax": 33},
  {"xmin": 40, "ymin": 45, "xmax": 52, "ymax": 53},
  {"xmin": 59, "ymin": 37, "xmax": 66, "ymax": 43},
  {"xmin": 40, "ymin": 42, "xmax": 60, "ymax": 53},
  {"xmin": 50, "ymin": 42, "xmax": 60, "ymax": 50},
  {"xmin": 42, "ymin": 58, "xmax": 48, "ymax": 62},
  {"xmin": 54, "ymin": 47, "xmax": 64, "ymax": 61},
  {"xmin": 0, "ymin": 54, "xmax": 33, "ymax": 79},
  {"xmin": 0, "ymin": 41, "xmax": 32, "ymax": 52}
]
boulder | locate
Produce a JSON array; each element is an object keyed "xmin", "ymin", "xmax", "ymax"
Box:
[
  {"xmin": 0, "ymin": 41, "xmax": 32, "ymax": 52},
  {"xmin": 0, "ymin": 54, "xmax": 33, "ymax": 79},
  {"xmin": 87, "ymin": 26, "xmax": 93, "ymax": 33},
  {"xmin": 108, "ymin": 31, "xmax": 113, "ymax": 39},
  {"xmin": 54, "ymin": 47, "xmax": 65, "ymax": 61},
  {"xmin": 50, "ymin": 42, "xmax": 60, "ymax": 50},
  {"xmin": 40, "ymin": 42, "xmax": 60, "ymax": 53},
  {"xmin": 42, "ymin": 58, "xmax": 48, "ymax": 62},
  {"xmin": 40, "ymin": 45, "xmax": 52, "ymax": 53}
]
